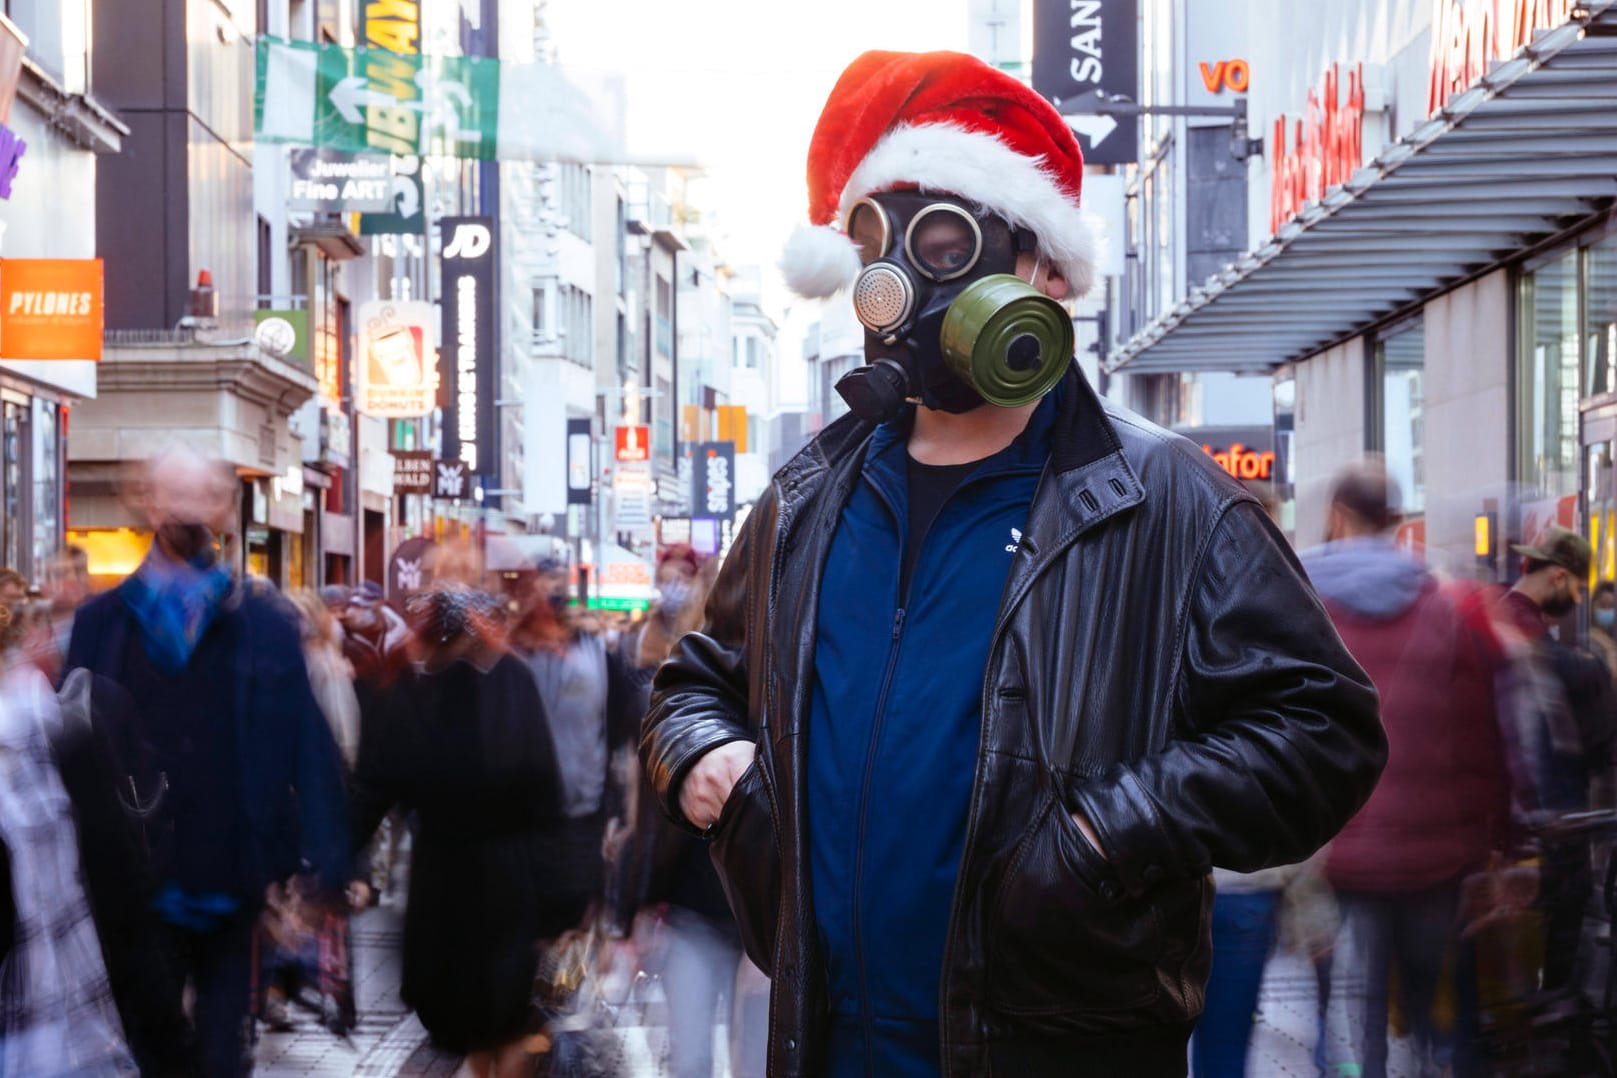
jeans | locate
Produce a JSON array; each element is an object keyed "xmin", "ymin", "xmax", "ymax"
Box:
[
  {"xmin": 1326, "ymin": 883, "xmax": 1481, "ymax": 1078},
  {"xmin": 661, "ymin": 906, "xmax": 743, "ymax": 1078},
  {"xmin": 1192, "ymin": 890, "xmax": 1281, "ymax": 1078},
  {"xmin": 156, "ymin": 914, "xmax": 256, "ymax": 1077}
]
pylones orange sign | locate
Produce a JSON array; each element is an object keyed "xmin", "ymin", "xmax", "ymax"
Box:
[{"xmin": 0, "ymin": 258, "xmax": 104, "ymax": 360}]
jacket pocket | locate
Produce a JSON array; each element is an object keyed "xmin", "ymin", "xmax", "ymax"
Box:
[
  {"xmin": 986, "ymin": 793, "xmax": 1162, "ymax": 1021},
  {"xmin": 708, "ymin": 760, "xmax": 781, "ymax": 975}
]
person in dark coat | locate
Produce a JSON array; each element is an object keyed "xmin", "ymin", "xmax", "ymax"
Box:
[
  {"xmin": 643, "ymin": 50, "xmax": 1384, "ymax": 1078},
  {"xmin": 349, "ymin": 587, "xmax": 566, "ymax": 1078},
  {"xmin": 63, "ymin": 449, "xmax": 349, "ymax": 1077}
]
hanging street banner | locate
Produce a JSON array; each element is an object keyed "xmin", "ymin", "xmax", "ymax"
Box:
[
  {"xmin": 359, "ymin": 154, "xmax": 425, "ymax": 235},
  {"xmin": 254, "ymin": 37, "xmax": 625, "ymax": 163},
  {"xmin": 357, "ymin": 299, "xmax": 437, "ymax": 418}
]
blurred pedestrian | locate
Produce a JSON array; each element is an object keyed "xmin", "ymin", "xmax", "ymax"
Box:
[
  {"xmin": 0, "ymin": 570, "xmax": 24, "ymax": 614},
  {"xmin": 1302, "ymin": 463, "xmax": 1510, "ymax": 1078},
  {"xmin": 63, "ymin": 447, "xmax": 350, "ymax": 1077},
  {"xmin": 507, "ymin": 558, "xmax": 639, "ymax": 935},
  {"xmin": 0, "ymin": 589, "xmax": 195, "ymax": 1075},
  {"xmin": 287, "ymin": 590, "xmax": 360, "ymax": 770},
  {"xmin": 1589, "ymin": 581, "xmax": 1617, "ymax": 678},
  {"xmin": 1494, "ymin": 528, "xmax": 1616, "ymax": 997},
  {"xmin": 645, "ymin": 49, "xmax": 1383, "ymax": 1077},
  {"xmin": 618, "ymin": 545, "xmax": 760, "ymax": 1078},
  {"xmin": 349, "ymin": 587, "xmax": 566, "ymax": 1078},
  {"xmin": 0, "ymin": 604, "xmax": 137, "ymax": 1077},
  {"xmin": 43, "ymin": 546, "xmax": 91, "ymax": 680},
  {"xmin": 1191, "ymin": 865, "xmax": 1296, "ymax": 1078}
]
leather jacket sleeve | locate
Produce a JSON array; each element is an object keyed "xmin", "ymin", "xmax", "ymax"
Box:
[
  {"xmin": 640, "ymin": 496, "xmax": 765, "ymax": 832},
  {"xmin": 1071, "ymin": 499, "xmax": 1385, "ymax": 897}
]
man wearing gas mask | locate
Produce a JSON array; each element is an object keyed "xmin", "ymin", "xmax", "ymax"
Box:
[{"xmin": 642, "ymin": 51, "xmax": 1384, "ymax": 1077}]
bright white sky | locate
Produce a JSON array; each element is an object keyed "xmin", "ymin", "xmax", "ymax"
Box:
[{"xmin": 547, "ymin": 0, "xmax": 972, "ymax": 288}]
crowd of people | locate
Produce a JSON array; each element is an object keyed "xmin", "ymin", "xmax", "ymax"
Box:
[
  {"xmin": 0, "ymin": 447, "xmax": 764, "ymax": 1078},
  {"xmin": 1191, "ymin": 461, "xmax": 1617, "ymax": 1078},
  {"xmin": 2, "ymin": 445, "xmax": 1616, "ymax": 1078}
]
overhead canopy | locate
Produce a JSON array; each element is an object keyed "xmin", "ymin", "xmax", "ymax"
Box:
[{"xmin": 1108, "ymin": 2, "xmax": 1617, "ymax": 375}]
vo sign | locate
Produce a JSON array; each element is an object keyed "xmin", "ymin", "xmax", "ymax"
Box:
[{"xmin": 1198, "ymin": 58, "xmax": 1250, "ymax": 94}]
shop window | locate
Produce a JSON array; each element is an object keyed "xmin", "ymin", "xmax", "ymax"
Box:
[
  {"xmin": 2, "ymin": 401, "xmax": 23, "ymax": 574},
  {"xmin": 1518, "ymin": 249, "xmax": 1582, "ymax": 501},
  {"xmin": 1587, "ymin": 232, "xmax": 1617, "ymax": 400},
  {"xmin": 30, "ymin": 399, "xmax": 60, "ymax": 570},
  {"xmin": 1374, "ymin": 320, "xmax": 1426, "ymax": 516}
]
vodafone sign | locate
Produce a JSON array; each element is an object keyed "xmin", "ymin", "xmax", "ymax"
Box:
[{"xmin": 0, "ymin": 259, "xmax": 103, "ymax": 360}]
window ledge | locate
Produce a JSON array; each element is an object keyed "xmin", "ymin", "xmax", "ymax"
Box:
[{"xmin": 16, "ymin": 57, "xmax": 129, "ymax": 154}]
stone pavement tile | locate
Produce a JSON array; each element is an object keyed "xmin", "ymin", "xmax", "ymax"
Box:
[{"xmin": 1252, "ymin": 951, "xmax": 1420, "ymax": 1077}]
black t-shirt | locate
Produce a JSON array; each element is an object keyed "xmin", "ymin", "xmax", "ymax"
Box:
[{"xmin": 901, "ymin": 456, "xmax": 980, "ymax": 601}]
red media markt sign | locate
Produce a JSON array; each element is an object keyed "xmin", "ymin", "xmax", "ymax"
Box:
[{"xmin": 615, "ymin": 425, "xmax": 650, "ymax": 463}]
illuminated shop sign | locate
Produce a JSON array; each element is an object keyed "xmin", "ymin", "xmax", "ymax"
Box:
[
  {"xmin": 438, "ymin": 216, "xmax": 495, "ymax": 473},
  {"xmin": 356, "ymin": 299, "xmax": 436, "ymax": 417},
  {"xmin": 0, "ymin": 259, "xmax": 104, "ymax": 360}
]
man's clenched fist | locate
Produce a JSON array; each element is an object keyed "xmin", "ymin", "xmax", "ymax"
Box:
[{"xmin": 680, "ymin": 741, "xmax": 757, "ymax": 830}]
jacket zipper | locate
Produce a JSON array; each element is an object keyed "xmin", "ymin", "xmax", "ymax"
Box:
[{"xmin": 851, "ymin": 603, "xmax": 907, "ymax": 1071}]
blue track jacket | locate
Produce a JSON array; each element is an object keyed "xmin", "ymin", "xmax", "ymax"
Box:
[{"xmin": 807, "ymin": 390, "xmax": 1057, "ymax": 1076}]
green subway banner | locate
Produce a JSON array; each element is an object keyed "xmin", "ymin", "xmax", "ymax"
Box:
[{"xmin": 255, "ymin": 37, "xmax": 621, "ymax": 162}]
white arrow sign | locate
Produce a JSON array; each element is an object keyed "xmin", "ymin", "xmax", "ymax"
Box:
[
  {"xmin": 1063, "ymin": 113, "xmax": 1119, "ymax": 149},
  {"xmin": 328, "ymin": 76, "xmax": 406, "ymax": 125}
]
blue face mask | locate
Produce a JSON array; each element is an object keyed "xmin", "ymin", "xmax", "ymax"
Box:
[{"xmin": 1596, "ymin": 608, "xmax": 1616, "ymax": 630}]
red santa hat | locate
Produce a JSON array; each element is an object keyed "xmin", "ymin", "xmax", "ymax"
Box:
[{"xmin": 781, "ymin": 50, "xmax": 1100, "ymax": 301}]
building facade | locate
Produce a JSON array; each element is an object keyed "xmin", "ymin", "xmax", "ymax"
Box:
[{"xmin": 1106, "ymin": 0, "xmax": 1616, "ymax": 585}]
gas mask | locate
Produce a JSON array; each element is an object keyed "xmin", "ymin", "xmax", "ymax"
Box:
[{"xmin": 837, "ymin": 192, "xmax": 1074, "ymax": 423}]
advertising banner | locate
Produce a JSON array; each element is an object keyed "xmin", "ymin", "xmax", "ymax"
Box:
[
  {"xmin": 289, "ymin": 148, "xmax": 394, "ymax": 211},
  {"xmin": 391, "ymin": 450, "xmax": 434, "ymax": 495},
  {"xmin": 691, "ymin": 441, "xmax": 735, "ymax": 522},
  {"xmin": 0, "ymin": 258, "xmax": 104, "ymax": 361},
  {"xmin": 614, "ymin": 464, "xmax": 653, "ymax": 531},
  {"xmin": 438, "ymin": 216, "xmax": 495, "ymax": 472},
  {"xmin": 359, "ymin": 155, "xmax": 425, "ymax": 235},
  {"xmin": 1031, "ymin": 0, "xmax": 1139, "ymax": 165},
  {"xmin": 357, "ymin": 299, "xmax": 436, "ymax": 417},
  {"xmin": 254, "ymin": 37, "xmax": 623, "ymax": 163}
]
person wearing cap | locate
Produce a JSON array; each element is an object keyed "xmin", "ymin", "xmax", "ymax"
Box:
[
  {"xmin": 642, "ymin": 50, "xmax": 1384, "ymax": 1077},
  {"xmin": 1495, "ymin": 526, "xmax": 1615, "ymax": 997}
]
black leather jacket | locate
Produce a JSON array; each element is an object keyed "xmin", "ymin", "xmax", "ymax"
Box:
[{"xmin": 642, "ymin": 368, "xmax": 1384, "ymax": 1076}]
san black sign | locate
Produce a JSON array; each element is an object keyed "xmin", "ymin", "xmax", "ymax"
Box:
[
  {"xmin": 438, "ymin": 216, "xmax": 496, "ymax": 477},
  {"xmin": 1032, "ymin": 0, "xmax": 1139, "ymax": 165}
]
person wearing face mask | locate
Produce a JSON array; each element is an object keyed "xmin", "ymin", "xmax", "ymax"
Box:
[
  {"xmin": 642, "ymin": 50, "xmax": 1384, "ymax": 1078},
  {"xmin": 63, "ymin": 448, "xmax": 349, "ymax": 1076},
  {"xmin": 1587, "ymin": 582, "xmax": 1617, "ymax": 675},
  {"xmin": 1492, "ymin": 528, "xmax": 1616, "ymax": 999}
]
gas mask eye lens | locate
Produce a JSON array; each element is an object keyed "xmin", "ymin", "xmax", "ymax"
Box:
[
  {"xmin": 905, "ymin": 204, "xmax": 983, "ymax": 282},
  {"xmin": 846, "ymin": 199, "xmax": 891, "ymax": 266}
]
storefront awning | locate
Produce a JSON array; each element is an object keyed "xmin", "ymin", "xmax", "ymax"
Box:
[{"xmin": 1108, "ymin": 2, "xmax": 1617, "ymax": 375}]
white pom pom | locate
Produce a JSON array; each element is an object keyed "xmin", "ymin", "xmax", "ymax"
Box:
[{"xmin": 779, "ymin": 224, "xmax": 861, "ymax": 300}]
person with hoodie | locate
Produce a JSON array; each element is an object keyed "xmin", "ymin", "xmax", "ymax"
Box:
[{"xmin": 1302, "ymin": 462, "xmax": 1510, "ymax": 1078}]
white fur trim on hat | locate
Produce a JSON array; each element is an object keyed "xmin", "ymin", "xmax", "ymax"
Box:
[
  {"xmin": 839, "ymin": 123, "xmax": 1100, "ymax": 299},
  {"xmin": 780, "ymin": 224, "xmax": 863, "ymax": 300}
]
